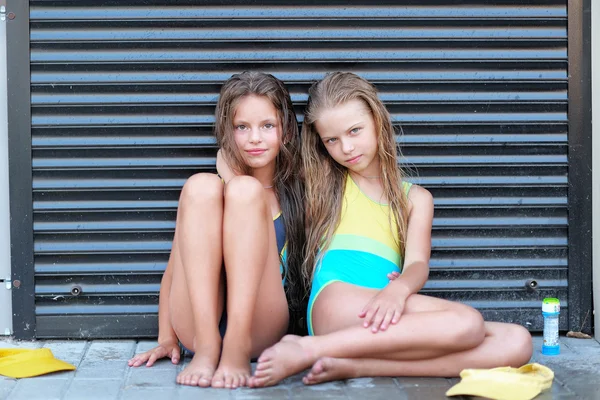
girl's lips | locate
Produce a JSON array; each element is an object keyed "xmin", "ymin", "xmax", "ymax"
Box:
[
  {"xmin": 246, "ymin": 149, "xmax": 267, "ymax": 156},
  {"xmin": 346, "ymin": 155, "xmax": 362, "ymax": 164}
]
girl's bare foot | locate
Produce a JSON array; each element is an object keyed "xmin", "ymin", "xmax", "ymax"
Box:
[
  {"xmin": 248, "ymin": 335, "xmax": 315, "ymax": 388},
  {"xmin": 177, "ymin": 346, "xmax": 220, "ymax": 387},
  {"xmin": 211, "ymin": 336, "xmax": 252, "ymax": 389},
  {"xmin": 302, "ymin": 357, "xmax": 358, "ymax": 385}
]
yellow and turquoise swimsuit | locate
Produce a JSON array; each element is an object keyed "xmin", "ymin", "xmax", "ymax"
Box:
[{"xmin": 307, "ymin": 174, "xmax": 412, "ymax": 336}]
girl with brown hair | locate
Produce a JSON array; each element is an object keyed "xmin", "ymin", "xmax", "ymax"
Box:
[{"xmin": 128, "ymin": 71, "xmax": 305, "ymax": 389}]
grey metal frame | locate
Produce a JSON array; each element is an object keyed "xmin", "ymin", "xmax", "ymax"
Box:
[
  {"xmin": 592, "ymin": 0, "xmax": 599, "ymax": 340},
  {"xmin": 7, "ymin": 0, "xmax": 34, "ymax": 339},
  {"xmin": 0, "ymin": 2, "xmax": 12, "ymax": 336},
  {"xmin": 567, "ymin": 0, "xmax": 593, "ymax": 333}
]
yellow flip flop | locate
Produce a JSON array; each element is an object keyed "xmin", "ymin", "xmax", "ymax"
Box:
[
  {"xmin": 446, "ymin": 363, "xmax": 554, "ymax": 400},
  {"xmin": 0, "ymin": 348, "xmax": 76, "ymax": 378}
]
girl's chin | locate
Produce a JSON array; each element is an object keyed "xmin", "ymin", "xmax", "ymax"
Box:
[{"xmin": 245, "ymin": 159, "xmax": 276, "ymax": 170}]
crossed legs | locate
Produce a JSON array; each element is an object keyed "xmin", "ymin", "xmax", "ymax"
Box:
[{"xmin": 250, "ymin": 282, "xmax": 532, "ymax": 387}]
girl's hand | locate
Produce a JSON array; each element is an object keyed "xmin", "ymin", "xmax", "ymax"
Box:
[
  {"xmin": 358, "ymin": 284, "xmax": 410, "ymax": 333},
  {"xmin": 216, "ymin": 149, "xmax": 236, "ymax": 183},
  {"xmin": 387, "ymin": 271, "xmax": 400, "ymax": 281},
  {"xmin": 128, "ymin": 341, "xmax": 181, "ymax": 367}
]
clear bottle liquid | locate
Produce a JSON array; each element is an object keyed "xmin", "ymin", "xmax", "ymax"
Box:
[{"xmin": 542, "ymin": 297, "xmax": 560, "ymax": 355}]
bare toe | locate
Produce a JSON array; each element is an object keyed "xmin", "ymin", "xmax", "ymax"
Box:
[
  {"xmin": 176, "ymin": 352, "xmax": 218, "ymax": 387},
  {"xmin": 303, "ymin": 357, "xmax": 356, "ymax": 385},
  {"xmin": 250, "ymin": 339, "xmax": 315, "ymax": 388},
  {"xmin": 211, "ymin": 373, "xmax": 225, "ymax": 388}
]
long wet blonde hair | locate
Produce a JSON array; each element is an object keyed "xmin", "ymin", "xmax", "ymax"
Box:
[{"xmin": 300, "ymin": 72, "xmax": 410, "ymax": 294}]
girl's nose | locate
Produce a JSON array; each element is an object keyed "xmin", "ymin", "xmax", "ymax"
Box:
[
  {"xmin": 249, "ymin": 128, "xmax": 262, "ymax": 143},
  {"xmin": 342, "ymin": 139, "xmax": 354, "ymax": 154}
]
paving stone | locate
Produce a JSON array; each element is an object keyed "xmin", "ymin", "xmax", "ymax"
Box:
[
  {"xmin": 532, "ymin": 345, "xmax": 578, "ymax": 360},
  {"xmin": 346, "ymin": 388, "xmax": 407, "ymax": 400},
  {"xmin": 565, "ymin": 384, "xmax": 600, "ymax": 400},
  {"xmin": 3, "ymin": 336, "xmax": 600, "ymax": 399},
  {"xmin": 120, "ymin": 387, "xmax": 177, "ymax": 400},
  {"xmin": 0, "ymin": 378, "xmax": 17, "ymax": 399},
  {"xmin": 75, "ymin": 360, "xmax": 128, "ymax": 380},
  {"xmin": 0, "ymin": 339, "xmax": 43, "ymax": 349},
  {"xmin": 344, "ymin": 377, "xmax": 406, "ymax": 399},
  {"xmin": 43, "ymin": 341, "xmax": 88, "ymax": 366},
  {"xmin": 400, "ymin": 384, "xmax": 453, "ymax": 400},
  {"xmin": 63, "ymin": 379, "xmax": 121, "ymax": 400},
  {"xmin": 85, "ymin": 341, "xmax": 136, "ymax": 361},
  {"xmin": 126, "ymin": 366, "xmax": 178, "ymax": 388},
  {"xmin": 8, "ymin": 378, "xmax": 68, "ymax": 400},
  {"xmin": 535, "ymin": 382, "xmax": 579, "ymax": 400},
  {"xmin": 394, "ymin": 376, "xmax": 451, "ymax": 387},
  {"xmin": 561, "ymin": 337, "xmax": 599, "ymax": 348},
  {"xmin": 177, "ymin": 386, "xmax": 230, "ymax": 399},
  {"xmin": 290, "ymin": 381, "xmax": 347, "ymax": 399},
  {"xmin": 24, "ymin": 371, "xmax": 74, "ymax": 380},
  {"xmin": 346, "ymin": 377, "xmax": 397, "ymax": 388},
  {"xmin": 233, "ymin": 386, "xmax": 290, "ymax": 399},
  {"xmin": 280, "ymin": 371, "xmax": 308, "ymax": 385},
  {"xmin": 446, "ymin": 377, "xmax": 461, "ymax": 386}
]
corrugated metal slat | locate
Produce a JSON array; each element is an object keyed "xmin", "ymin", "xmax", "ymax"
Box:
[{"xmin": 29, "ymin": 0, "xmax": 569, "ymax": 338}]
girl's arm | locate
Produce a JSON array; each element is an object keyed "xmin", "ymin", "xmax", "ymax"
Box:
[
  {"xmin": 128, "ymin": 243, "xmax": 180, "ymax": 367},
  {"xmin": 359, "ymin": 184, "xmax": 434, "ymax": 332},
  {"xmin": 216, "ymin": 149, "xmax": 237, "ymax": 183},
  {"xmin": 157, "ymin": 257, "xmax": 177, "ymax": 345},
  {"xmin": 388, "ymin": 184, "xmax": 434, "ymax": 295}
]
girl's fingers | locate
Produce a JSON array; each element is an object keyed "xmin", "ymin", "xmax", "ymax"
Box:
[
  {"xmin": 391, "ymin": 309, "xmax": 402, "ymax": 324},
  {"xmin": 358, "ymin": 301, "xmax": 372, "ymax": 318},
  {"xmin": 146, "ymin": 351, "xmax": 160, "ymax": 367},
  {"xmin": 380, "ymin": 309, "xmax": 395, "ymax": 331},
  {"xmin": 371, "ymin": 310, "xmax": 386, "ymax": 333},
  {"xmin": 363, "ymin": 305, "xmax": 379, "ymax": 328},
  {"xmin": 171, "ymin": 348, "xmax": 180, "ymax": 364},
  {"xmin": 131, "ymin": 353, "xmax": 149, "ymax": 367}
]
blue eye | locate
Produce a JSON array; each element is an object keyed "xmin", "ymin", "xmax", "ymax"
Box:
[
  {"xmin": 236, "ymin": 125, "xmax": 247, "ymax": 131},
  {"xmin": 326, "ymin": 138, "xmax": 338, "ymax": 144},
  {"xmin": 349, "ymin": 127, "xmax": 361, "ymax": 135}
]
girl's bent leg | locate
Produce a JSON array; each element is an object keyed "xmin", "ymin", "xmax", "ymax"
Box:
[
  {"xmin": 169, "ymin": 173, "xmax": 225, "ymax": 387},
  {"xmin": 250, "ymin": 284, "xmax": 486, "ymax": 387},
  {"xmin": 212, "ymin": 176, "xmax": 289, "ymax": 389},
  {"xmin": 302, "ymin": 322, "xmax": 533, "ymax": 385}
]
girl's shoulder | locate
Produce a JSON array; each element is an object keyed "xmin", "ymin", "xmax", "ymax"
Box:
[{"xmin": 402, "ymin": 182, "xmax": 433, "ymax": 214}]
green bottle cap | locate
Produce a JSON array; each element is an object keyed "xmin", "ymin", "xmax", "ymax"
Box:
[{"xmin": 542, "ymin": 297, "xmax": 560, "ymax": 313}]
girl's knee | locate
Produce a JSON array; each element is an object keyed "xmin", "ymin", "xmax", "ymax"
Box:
[
  {"xmin": 504, "ymin": 324, "xmax": 533, "ymax": 367},
  {"xmin": 449, "ymin": 305, "xmax": 486, "ymax": 348},
  {"xmin": 180, "ymin": 173, "xmax": 223, "ymax": 205},
  {"xmin": 224, "ymin": 176, "xmax": 265, "ymax": 204}
]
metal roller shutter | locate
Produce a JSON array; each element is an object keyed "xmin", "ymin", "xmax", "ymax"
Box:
[{"xmin": 27, "ymin": 0, "xmax": 569, "ymax": 338}]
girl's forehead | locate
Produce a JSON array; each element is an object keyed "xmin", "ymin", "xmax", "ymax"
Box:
[
  {"xmin": 233, "ymin": 95, "xmax": 279, "ymax": 117},
  {"xmin": 317, "ymin": 100, "xmax": 369, "ymax": 123}
]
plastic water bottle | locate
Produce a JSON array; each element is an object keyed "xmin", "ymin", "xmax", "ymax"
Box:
[{"xmin": 542, "ymin": 297, "xmax": 560, "ymax": 355}]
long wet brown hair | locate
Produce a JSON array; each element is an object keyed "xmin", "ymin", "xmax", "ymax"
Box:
[
  {"xmin": 215, "ymin": 71, "xmax": 305, "ymax": 312},
  {"xmin": 300, "ymin": 72, "xmax": 410, "ymax": 294}
]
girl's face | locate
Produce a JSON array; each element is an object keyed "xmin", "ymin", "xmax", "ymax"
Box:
[
  {"xmin": 314, "ymin": 98, "xmax": 380, "ymax": 176},
  {"xmin": 232, "ymin": 95, "xmax": 282, "ymax": 171}
]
